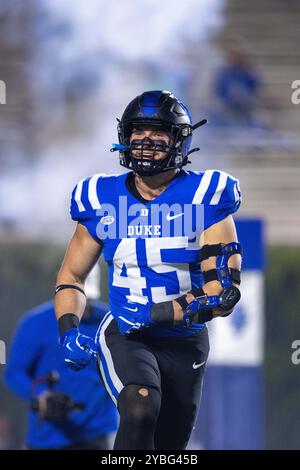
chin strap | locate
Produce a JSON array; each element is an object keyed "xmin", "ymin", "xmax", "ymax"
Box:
[
  {"xmin": 186, "ymin": 147, "xmax": 200, "ymax": 158},
  {"xmin": 185, "ymin": 119, "xmax": 207, "ymax": 162},
  {"xmin": 192, "ymin": 119, "xmax": 207, "ymax": 130}
]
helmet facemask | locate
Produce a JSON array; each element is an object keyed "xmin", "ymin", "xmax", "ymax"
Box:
[
  {"xmin": 130, "ymin": 136, "xmax": 171, "ymax": 175},
  {"xmin": 118, "ymin": 120, "xmax": 191, "ymax": 176}
]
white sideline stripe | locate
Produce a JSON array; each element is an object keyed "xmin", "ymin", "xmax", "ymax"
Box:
[
  {"xmin": 98, "ymin": 314, "xmax": 124, "ymax": 405},
  {"xmin": 88, "ymin": 175, "xmax": 102, "ymax": 210},
  {"xmin": 74, "ymin": 178, "xmax": 86, "ymax": 212},
  {"xmin": 192, "ymin": 170, "xmax": 214, "ymax": 204},
  {"xmin": 210, "ymin": 172, "xmax": 228, "ymax": 205}
]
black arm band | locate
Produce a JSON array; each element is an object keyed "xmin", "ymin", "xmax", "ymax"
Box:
[
  {"xmin": 58, "ymin": 313, "xmax": 79, "ymax": 336},
  {"xmin": 55, "ymin": 284, "xmax": 86, "ymax": 297},
  {"xmin": 174, "ymin": 295, "xmax": 189, "ymax": 311},
  {"xmin": 202, "ymin": 268, "xmax": 241, "ymax": 285},
  {"xmin": 151, "ymin": 301, "xmax": 175, "ymax": 325}
]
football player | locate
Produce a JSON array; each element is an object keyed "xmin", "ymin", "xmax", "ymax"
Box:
[{"xmin": 55, "ymin": 90, "xmax": 242, "ymax": 450}]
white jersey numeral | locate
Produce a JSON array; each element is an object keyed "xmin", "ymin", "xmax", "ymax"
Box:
[
  {"xmin": 112, "ymin": 238, "xmax": 148, "ymax": 304},
  {"xmin": 112, "ymin": 237, "xmax": 192, "ymax": 304}
]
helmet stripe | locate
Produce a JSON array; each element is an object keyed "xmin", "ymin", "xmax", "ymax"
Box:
[{"xmin": 141, "ymin": 90, "xmax": 161, "ymax": 107}]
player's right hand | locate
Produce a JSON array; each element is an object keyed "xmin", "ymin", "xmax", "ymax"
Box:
[{"xmin": 60, "ymin": 328, "xmax": 98, "ymax": 371}]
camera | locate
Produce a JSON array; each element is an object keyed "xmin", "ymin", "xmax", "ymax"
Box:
[{"xmin": 31, "ymin": 371, "xmax": 84, "ymax": 423}]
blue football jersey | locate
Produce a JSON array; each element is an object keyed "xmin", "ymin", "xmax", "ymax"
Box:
[{"xmin": 70, "ymin": 169, "xmax": 241, "ymax": 337}]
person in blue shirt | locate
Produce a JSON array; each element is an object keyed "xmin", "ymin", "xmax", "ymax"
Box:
[
  {"xmin": 55, "ymin": 90, "xmax": 243, "ymax": 450},
  {"xmin": 4, "ymin": 266, "xmax": 118, "ymax": 449},
  {"xmin": 214, "ymin": 47, "xmax": 260, "ymax": 126}
]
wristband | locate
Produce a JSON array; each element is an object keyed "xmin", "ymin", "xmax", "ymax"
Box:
[
  {"xmin": 58, "ymin": 313, "xmax": 79, "ymax": 336},
  {"xmin": 151, "ymin": 301, "xmax": 175, "ymax": 324}
]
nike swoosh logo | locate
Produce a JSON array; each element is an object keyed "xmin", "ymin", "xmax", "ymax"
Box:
[
  {"xmin": 166, "ymin": 212, "xmax": 184, "ymax": 221},
  {"xmin": 124, "ymin": 306, "xmax": 138, "ymax": 312},
  {"xmin": 193, "ymin": 361, "xmax": 206, "ymax": 369}
]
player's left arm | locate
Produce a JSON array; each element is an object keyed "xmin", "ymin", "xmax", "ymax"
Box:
[
  {"xmin": 150, "ymin": 214, "xmax": 242, "ymax": 328},
  {"xmin": 196, "ymin": 214, "xmax": 240, "ymax": 304},
  {"xmin": 172, "ymin": 215, "xmax": 242, "ymax": 323}
]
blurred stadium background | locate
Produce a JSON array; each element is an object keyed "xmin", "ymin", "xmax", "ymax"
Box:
[{"xmin": 0, "ymin": 0, "xmax": 300, "ymax": 449}]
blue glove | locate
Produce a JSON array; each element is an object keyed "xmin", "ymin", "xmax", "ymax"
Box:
[
  {"xmin": 60, "ymin": 328, "xmax": 98, "ymax": 371},
  {"xmin": 115, "ymin": 301, "xmax": 154, "ymax": 335}
]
